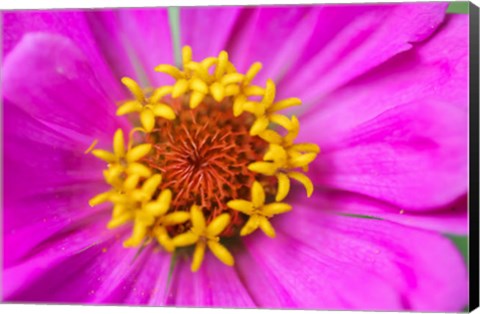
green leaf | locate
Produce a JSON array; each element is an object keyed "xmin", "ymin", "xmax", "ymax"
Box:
[
  {"xmin": 447, "ymin": 1, "xmax": 469, "ymax": 14},
  {"xmin": 446, "ymin": 234, "xmax": 469, "ymax": 267},
  {"xmin": 168, "ymin": 7, "xmax": 182, "ymax": 67}
]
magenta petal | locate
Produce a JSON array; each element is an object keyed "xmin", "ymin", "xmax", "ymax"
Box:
[
  {"xmin": 3, "ymin": 103, "xmax": 112, "ymax": 265},
  {"xmin": 300, "ymin": 97, "xmax": 467, "ymax": 210},
  {"xmin": 290, "ymin": 188, "xmax": 467, "ymax": 235},
  {"xmin": 2, "ymin": 34, "xmax": 126, "ymax": 262},
  {"xmin": 180, "ymin": 7, "xmax": 241, "ymax": 62},
  {"xmin": 278, "ymin": 3, "xmax": 448, "ymax": 102},
  {"xmin": 83, "ymin": 10, "xmax": 146, "ymax": 86},
  {"xmin": 3, "ymin": 32, "xmax": 128, "ymax": 142},
  {"xmin": 93, "ymin": 244, "xmax": 171, "ymax": 305},
  {"xmin": 297, "ymin": 14, "xmax": 468, "ymax": 136},
  {"xmin": 119, "ymin": 246, "xmax": 170, "ymax": 305},
  {"xmin": 3, "ymin": 11, "xmax": 127, "ymax": 100},
  {"xmin": 166, "ymin": 253, "xmax": 255, "ymax": 307},
  {"xmin": 237, "ymin": 205, "xmax": 467, "ymax": 311},
  {"xmin": 87, "ymin": 9, "xmax": 173, "ymax": 87},
  {"xmin": 3, "ymin": 211, "xmax": 113, "ymax": 301},
  {"xmin": 226, "ymin": 7, "xmax": 318, "ymax": 83},
  {"xmin": 295, "ymin": 14, "xmax": 468, "ymax": 210}
]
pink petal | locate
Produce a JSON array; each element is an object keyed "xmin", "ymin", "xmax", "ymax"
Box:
[
  {"xmin": 300, "ymin": 96, "xmax": 467, "ymax": 210},
  {"xmin": 2, "ymin": 34, "xmax": 127, "ymax": 260},
  {"xmin": 180, "ymin": 7, "xmax": 241, "ymax": 61},
  {"xmin": 2, "ymin": 32, "xmax": 129, "ymax": 142},
  {"xmin": 226, "ymin": 7, "xmax": 319, "ymax": 84},
  {"xmin": 295, "ymin": 15, "xmax": 468, "ymax": 211},
  {"xmin": 3, "ymin": 10, "xmax": 127, "ymax": 100},
  {"xmin": 3, "ymin": 211, "xmax": 115, "ymax": 301},
  {"xmin": 95, "ymin": 244, "xmax": 171, "ymax": 305},
  {"xmin": 166, "ymin": 253, "xmax": 255, "ymax": 307},
  {"xmin": 278, "ymin": 3, "xmax": 448, "ymax": 103},
  {"xmin": 5, "ymin": 220, "xmax": 172, "ymax": 305},
  {"xmin": 292, "ymin": 187, "xmax": 467, "ymax": 235},
  {"xmin": 87, "ymin": 9, "xmax": 173, "ymax": 87},
  {"xmin": 296, "ymin": 13, "xmax": 467, "ymax": 144},
  {"xmin": 3, "ymin": 102, "xmax": 113, "ymax": 264},
  {"xmin": 237, "ymin": 205, "xmax": 468, "ymax": 311}
]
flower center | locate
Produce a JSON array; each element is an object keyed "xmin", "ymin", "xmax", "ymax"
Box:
[
  {"xmin": 144, "ymin": 97, "xmax": 268, "ymax": 236},
  {"xmin": 88, "ymin": 46, "xmax": 319, "ymax": 272}
]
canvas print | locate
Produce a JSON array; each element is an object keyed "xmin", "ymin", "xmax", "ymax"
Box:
[{"xmin": 1, "ymin": 2, "xmax": 473, "ymax": 311}]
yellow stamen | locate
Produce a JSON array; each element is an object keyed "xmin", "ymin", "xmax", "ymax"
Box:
[
  {"xmin": 152, "ymin": 104, "xmax": 176, "ymax": 120},
  {"xmin": 232, "ymin": 94, "xmax": 247, "ymax": 117},
  {"xmin": 244, "ymin": 85, "xmax": 265, "ymax": 97},
  {"xmin": 262, "ymin": 203, "xmax": 292, "ymax": 216},
  {"xmin": 125, "ymin": 143, "xmax": 152, "ymax": 163},
  {"xmin": 291, "ymin": 143, "xmax": 321, "ymax": 154},
  {"xmin": 150, "ymin": 86, "xmax": 174, "ymax": 103},
  {"xmin": 189, "ymin": 91, "xmax": 205, "ymax": 109},
  {"xmin": 155, "ymin": 226, "xmax": 175, "ymax": 252},
  {"xmin": 226, "ymin": 200, "xmax": 254, "ymax": 215},
  {"xmin": 288, "ymin": 171, "xmax": 314, "ymax": 197},
  {"xmin": 140, "ymin": 174, "xmax": 162, "ymax": 200},
  {"xmin": 251, "ymin": 181, "xmax": 265, "ymax": 208},
  {"xmin": 269, "ymin": 97, "xmax": 302, "ymax": 113},
  {"xmin": 140, "ymin": 109, "xmax": 155, "ymax": 132},
  {"xmin": 244, "ymin": 62, "xmax": 262, "ymax": 86},
  {"xmin": 275, "ymin": 173, "xmax": 290, "ymax": 202},
  {"xmin": 190, "ymin": 77, "xmax": 209, "ymax": 94},
  {"xmin": 289, "ymin": 152, "xmax": 317, "ymax": 168},
  {"xmin": 240, "ymin": 216, "xmax": 260, "ymax": 236},
  {"xmin": 172, "ymin": 79, "xmax": 189, "ymax": 98},
  {"xmin": 258, "ymin": 216, "xmax": 276, "ymax": 238},
  {"xmin": 91, "ymin": 149, "xmax": 116, "ymax": 163},
  {"xmin": 207, "ymin": 241, "xmax": 234, "ymax": 266},
  {"xmin": 249, "ymin": 116, "xmax": 269, "ymax": 136},
  {"xmin": 113, "ymin": 129, "xmax": 126, "ymax": 157},
  {"xmin": 162, "ymin": 212, "xmax": 190, "ymax": 226},
  {"xmin": 182, "ymin": 46, "xmax": 192, "ymax": 69},
  {"xmin": 126, "ymin": 162, "xmax": 152, "ymax": 178},
  {"xmin": 190, "ymin": 204, "xmax": 206, "ymax": 231},
  {"xmin": 123, "ymin": 221, "xmax": 148, "ymax": 247},
  {"xmin": 154, "ymin": 64, "xmax": 184, "ymax": 80},
  {"xmin": 224, "ymin": 84, "xmax": 240, "ymax": 96},
  {"xmin": 258, "ymin": 130, "xmax": 283, "ymax": 144},
  {"xmin": 262, "ymin": 79, "xmax": 276, "ymax": 105},
  {"xmin": 85, "ymin": 139, "xmax": 99, "ymax": 154},
  {"xmin": 172, "ymin": 205, "xmax": 234, "ymax": 272},
  {"xmin": 89, "ymin": 191, "xmax": 112, "ymax": 207},
  {"xmin": 269, "ymin": 113, "xmax": 293, "ymax": 130},
  {"xmin": 191, "ymin": 241, "xmax": 206, "ymax": 272},
  {"xmin": 123, "ymin": 174, "xmax": 140, "ymax": 191},
  {"xmin": 107, "ymin": 211, "xmax": 133, "ymax": 229},
  {"xmin": 221, "ymin": 73, "xmax": 244, "ymax": 85},
  {"xmin": 185, "ymin": 62, "xmax": 210, "ymax": 82},
  {"xmin": 172, "ymin": 232, "xmax": 199, "ymax": 247},
  {"xmin": 248, "ymin": 161, "xmax": 278, "ymax": 176},
  {"xmin": 228, "ymin": 181, "xmax": 292, "ymax": 238},
  {"xmin": 206, "ymin": 213, "xmax": 231, "ymax": 236},
  {"xmin": 200, "ymin": 57, "xmax": 217, "ymax": 69},
  {"xmin": 215, "ymin": 50, "xmax": 229, "ymax": 79},
  {"xmin": 121, "ymin": 77, "xmax": 145, "ymax": 102},
  {"xmin": 117, "ymin": 100, "xmax": 142, "ymax": 115},
  {"xmin": 210, "ymin": 82, "xmax": 225, "ymax": 102}
]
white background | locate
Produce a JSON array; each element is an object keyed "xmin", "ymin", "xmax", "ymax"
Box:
[{"xmin": 0, "ymin": 0, "xmax": 478, "ymax": 313}]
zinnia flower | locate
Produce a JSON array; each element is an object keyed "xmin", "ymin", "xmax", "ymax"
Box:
[{"xmin": 2, "ymin": 3, "xmax": 469, "ymax": 311}]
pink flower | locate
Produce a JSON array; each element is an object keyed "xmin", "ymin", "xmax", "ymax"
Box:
[{"xmin": 2, "ymin": 4, "xmax": 468, "ymax": 310}]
